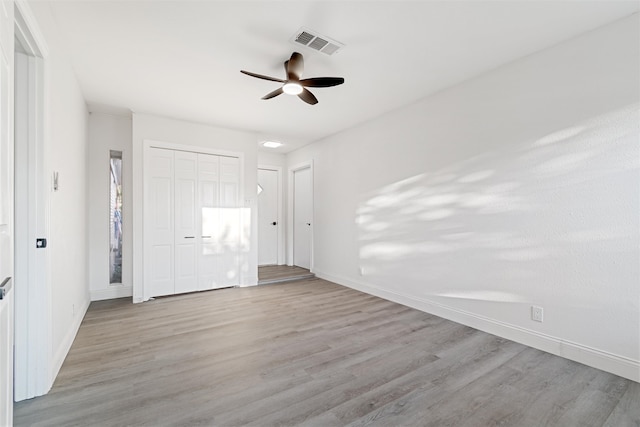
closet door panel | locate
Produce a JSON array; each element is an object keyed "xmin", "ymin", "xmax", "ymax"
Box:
[
  {"xmin": 151, "ymin": 246, "xmax": 171, "ymax": 282},
  {"xmin": 175, "ymin": 244, "xmax": 196, "ymax": 293},
  {"xmin": 198, "ymin": 153, "xmax": 220, "ymax": 291},
  {"xmin": 174, "ymin": 151, "xmax": 198, "ymax": 294},
  {"xmin": 147, "ymin": 148, "xmax": 175, "ymax": 297},
  {"xmin": 218, "ymin": 157, "xmax": 240, "ymax": 287}
]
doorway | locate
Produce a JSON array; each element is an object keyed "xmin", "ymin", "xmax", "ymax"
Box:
[
  {"xmin": 257, "ymin": 166, "xmax": 282, "ymax": 266},
  {"xmin": 288, "ymin": 162, "xmax": 313, "ymax": 271}
]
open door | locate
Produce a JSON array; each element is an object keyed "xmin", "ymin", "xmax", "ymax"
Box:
[
  {"xmin": 13, "ymin": 2, "xmax": 51, "ymax": 402},
  {"xmin": 0, "ymin": 1, "xmax": 15, "ymax": 423}
]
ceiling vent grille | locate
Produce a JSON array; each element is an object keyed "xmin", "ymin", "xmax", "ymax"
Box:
[{"xmin": 291, "ymin": 27, "xmax": 344, "ymax": 56}]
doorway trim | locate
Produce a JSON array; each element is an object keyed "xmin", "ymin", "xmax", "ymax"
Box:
[
  {"xmin": 287, "ymin": 160, "xmax": 313, "ymax": 271},
  {"xmin": 13, "ymin": 0, "xmax": 51, "ymax": 401},
  {"xmin": 258, "ymin": 164, "xmax": 284, "ymax": 266}
]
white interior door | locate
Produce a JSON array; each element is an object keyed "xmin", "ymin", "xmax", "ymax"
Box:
[
  {"xmin": 198, "ymin": 153, "xmax": 219, "ymax": 291},
  {"xmin": 174, "ymin": 151, "xmax": 198, "ymax": 294},
  {"xmin": 0, "ymin": 1, "xmax": 14, "ymax": 423},
  {"xmin": 293, "ymin": 167, "xmax": 311, "ymax": 270},
  {"xmin": 146, "ymin": 148, "xmax": 175, "ymax": 297},
  {"xmin": 12, "ymin": 3, "xmax": 51, "ymax": 401},
  {"xmin": 258, "ymin": 168, "xmax": 278, "ymax": 266}
]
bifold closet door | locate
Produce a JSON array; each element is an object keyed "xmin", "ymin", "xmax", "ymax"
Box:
[
  {"xmin": 198, "ymin": 154, "xmax": 240, "ymax": 290},
  {"xmin": 146, "ymin": 148, "xmax": 241, "ymax": 298},
  {"xmin": 147, "ymin": 148, "xmax": 175, "ymax": 296},
  {"xmin": 174, "ymin": 151, "xmax": 199, "ymax": 294}
]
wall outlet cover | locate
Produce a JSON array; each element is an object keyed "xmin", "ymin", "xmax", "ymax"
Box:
[{"xmin": 531, "ymin": 305, "xmax": 544, "ymax": 322}]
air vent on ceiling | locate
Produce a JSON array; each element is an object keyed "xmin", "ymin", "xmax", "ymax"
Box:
[{"xmin": 291, "ymin": 27, "xmax": 344, "ymax": 56}]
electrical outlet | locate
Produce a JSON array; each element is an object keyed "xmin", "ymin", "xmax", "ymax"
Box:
[
  {"xmin": 531, "ymin": 305, "xmax": 544, "ymax": 322},
  {"xmin": 359, "ymin": 267, "xmax": 364, "ymax": 276}
]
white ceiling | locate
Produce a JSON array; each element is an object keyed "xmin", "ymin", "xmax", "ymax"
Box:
[{"xmin": 45, "ymin": 1, "xmax": 639, "ymax": 153}]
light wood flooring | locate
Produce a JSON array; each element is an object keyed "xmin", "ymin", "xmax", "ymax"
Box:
[
  {"xmin": 258, "ymin": 265, "xmax": 314, "ymax": 285},
  {"xmin": 14, "ymin": 278, "xmax": 639, "ymax": 426}
]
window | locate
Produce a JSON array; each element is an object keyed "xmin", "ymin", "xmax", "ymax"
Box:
[{"xmin": 110, "ymin": 151, "xmax": 123, "ymax": 284}]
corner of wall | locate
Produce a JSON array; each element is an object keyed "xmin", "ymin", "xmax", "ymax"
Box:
[
  {"xmin": 90, "ymin": 285, "xmax": 133, "ymax": 302},
  {"xmin": 50, "ymin": 296, "xmax": 90, "ymax": 384}
]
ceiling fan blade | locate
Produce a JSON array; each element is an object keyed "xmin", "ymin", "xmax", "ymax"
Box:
[
  {"xmin": 262, "ymin": 87, "xmax": 284, "ymax": 100},
  {"xmin": 298, "ymin": 88, "xmax": 318, "ymax": 105},
  {"xmin": 287, "ymin": 52, "xmax": 304, "ymax": 80},
  {"xmin": 241, "ymin": 70, "xmax": 285, "ymax": 83},
  {"xmin": 300, "ymin": 77, "xmax": 345, "ymax": 88}
]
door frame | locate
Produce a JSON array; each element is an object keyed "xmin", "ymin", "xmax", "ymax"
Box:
[
  {"xmin": 13, "ymin": 0, "xmax": 52, "ymax": 401},
  {"xmin": 258, "ymin": 164, "xmax": 284, "ymax": 266},
  {"xmin": 287, "ymin": 160, "xmax": 313, "ymax": 272}
]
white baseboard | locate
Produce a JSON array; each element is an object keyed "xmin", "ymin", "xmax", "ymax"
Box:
[
  {"xmin": 238, "ymin": 282, "xmax": 259, "ymax": 288},
  {"xmin": 314, "ymin": 270, "xmax": 640, "ymax": 383},
  {"xmin": 236, "ymin": 282, "xmax": 258, "ymax": 288},
  {"xmin": 90, "ymin": 285, "xmax": 133, "ymax": 301},
  {"xmin": 240, "ymin": 277, "xmax": 258, "ymax": 287},
  {"xmin": 51, "ymin": 296, "xmax": 90, "ymax": 384}
]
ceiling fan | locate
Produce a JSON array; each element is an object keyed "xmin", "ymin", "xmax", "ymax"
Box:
[{"xmin": 241, "ymin": 52, "xmax": 344, "ymax": 105}]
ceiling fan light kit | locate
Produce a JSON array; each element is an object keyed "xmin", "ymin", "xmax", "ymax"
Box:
[
  {"xmin": 241, "ymin": 52, "xmax": 344, "ymax": 105},
  {"xmin": 282, "ymin": 82, "xmax": 303, "ymax": 95}
]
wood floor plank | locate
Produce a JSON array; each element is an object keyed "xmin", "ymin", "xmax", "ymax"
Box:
[
  {"xmin": 258, "ymin": 265, "xmax": 314, "ymax": 284},
  {"xmin": 603, "ymin": 381, "xmax": 640, "ymax": 427},
  {"xmin": 14, "ymin": 278, "xmax": 639, "ymax": 426}
]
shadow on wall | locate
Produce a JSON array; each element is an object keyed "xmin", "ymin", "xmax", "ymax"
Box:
[{"xmin": 357, "ymin": 104, "xmax": 639, "ymax": 316}]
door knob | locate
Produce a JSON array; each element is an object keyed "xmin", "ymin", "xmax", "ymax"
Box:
[{"xmin": 272, "ymin": 222, "xmax": 277, "ymax": 226}]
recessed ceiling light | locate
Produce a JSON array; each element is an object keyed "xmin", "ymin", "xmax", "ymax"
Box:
[{"xmin": 262, "ymin": 141, "xmax": 282, "ymax": 148}]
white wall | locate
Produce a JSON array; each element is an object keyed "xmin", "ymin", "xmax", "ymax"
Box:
[
  {"xmin": 287, "ymin": 15, "xmax": 639, "ymax": 381},
  {"xmin": 258, "ymin": 151, "xmax": 286, "ymax": 167},
  {"xmin": 29, "ymin": 2, "xmax": 91, "ymax": 381},
  {"xmin": 88, "ymin": 112, "xmax": 133, "ymax": 300},
  {"xmin": 132, "ymin": 113, "xmax": 259, "ymax": 302}
]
